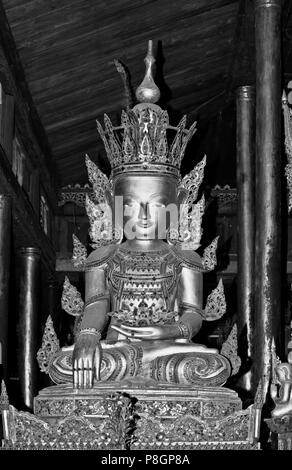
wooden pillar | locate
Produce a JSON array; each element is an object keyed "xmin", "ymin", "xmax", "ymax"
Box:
[
  {"xmin": 17, "ymin": 247, "xmax": 40, "ymax": 410},
  {"xmin": 0, "ymin": 195, "xmax": 11, "ymax": 379},
  {"xmin": 254, "ymin": 0, "xmax": 282, "ymax": 390},
  {"xmin": 236, "ymin": 86, "xmax": 255, "ymax": 393}
]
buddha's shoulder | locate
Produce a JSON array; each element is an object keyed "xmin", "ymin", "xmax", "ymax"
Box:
[
  {"xmin": 85, "ymin": 243, "xmax": 118, "ymax": 269},
  {"xmin": 169, "ymin": 244, "xmax": 203, "ymax": 271}
]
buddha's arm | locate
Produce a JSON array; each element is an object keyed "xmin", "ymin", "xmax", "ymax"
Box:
[
  {"xmin": 73, "ymin": 267, "xmax": 109, "ymax": 388},
  {"xmin": 81, "ymin": 267, "xmax": 109, "ymax": 331},
  {"xmin": 178, "ymin": 267, "xmax": 203, "ymax": 339}
]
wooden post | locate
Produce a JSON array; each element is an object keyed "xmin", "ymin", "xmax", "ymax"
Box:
[
  {"xmin": 236, "ymin": 86, "xmax": 255, "ymax": 393},
  {"xmin": 0, "ymin": 195, "xmax": 11, "ymax": 379},
  {"xmin": 17, "ymin": 247, "xmax": 40, "ymax": 410},
  {"xmin": 254, "ymin": 0, "xmax": 282, "ymax": 390}
]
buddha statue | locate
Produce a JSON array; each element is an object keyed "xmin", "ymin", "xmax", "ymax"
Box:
[
  {"xmin": 49, "ymin": 41, "xmax": 231, "ymax": 389},
  {"xmin": 270, "ymin": 335, "xmax": 292, "ymax": 419}
]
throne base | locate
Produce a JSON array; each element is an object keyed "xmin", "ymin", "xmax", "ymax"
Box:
[{"xmin": 29, "ymin": 383, "xmax": 259, "ymax": 450}]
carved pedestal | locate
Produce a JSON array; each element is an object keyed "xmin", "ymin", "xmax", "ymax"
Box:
[
  {"xmin": 17, "ymin": 383, "xmax": 259, "ymax": 450},
  {"xmin": 1, "ymin": 383, "xmax": 260, "ymax": 450}
]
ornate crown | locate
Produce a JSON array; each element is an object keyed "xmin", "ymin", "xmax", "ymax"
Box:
[
  {"xmin": 81, "ymin": 41, "xmax": 216, "ymax": 254},
  {"xmin": 96, "ymin": 40, "xmax": 197, "ymax": 181}
]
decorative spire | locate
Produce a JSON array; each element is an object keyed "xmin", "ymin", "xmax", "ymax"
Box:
[
  {"xmin": 0, "ymin": 380, "xmax": 9, "ymax": 410},
  {"xmin": 85, "ymin": 154, "xmax": 112, "ymax": 202},
  {"xmin": 180, "ymin": 194, "xmax": 205, "ymax": 250},
  {"xmin": 72, "ymin": 234, "xmax": 87, "ymax": 269},
  {"xmin": 61, "ymin": 276, "xmax": 84, "ymax": 317},
  {"xmin": 135, "ymin": 40, "xmax": 160, "ymax": 104},
  {"xmin": 204, "ymin": 278, "xmax": 226, "ymax": 321},
  {"xmin": 220, "ymin": 324, "xmax": 241, "ymax": 376},
  {"xmin": 202, "ymin": 236, "xmax": 219, "ymax": 271},
  {"xmin": 36, "ymin": 316, "xmax": 60, "ymax": 374},
  {"xmin": 282, "ymin": 89, "xmax": 292, "ymax": 212},
  {"xmin": 270, "ymin": 337, "xmax": 281, "ymax": 384},
  {"xmin": 96, "ymin": 41, "xmax": 198, "ymax": 180},
  {"xmin": 178, "ymin": 155, "xmax": 205, "ymax": 206}
]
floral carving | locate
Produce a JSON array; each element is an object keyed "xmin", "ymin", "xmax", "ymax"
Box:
[
  {"xmin": 282, "ymin": 92, "xmax": 292, "ymax": 212},
  {"xmin": 220, "ymin": 324, "xmax": 241, "ymax": 376},
  {"xmin": 4, "ymin": 393, "xmax": 136, "ymax": 450},
  {"xmin": 179, "ymin": 195, "xmax": 205, "ymax": 250},
  {"xmin": 58, "ymin": 184, "xmax": 92, "ymax": 207},
  {"xmin": 132, "ymin": 408, "xmax": 255, "ymax": 449},
  {"xmin": 204, "ymin": 278, "xmax": 226, "ymax": 321},
  {"xmin": 37, "ymin": 316, "xmax": 60, "ymax": 374},
  {"xmin": 61, "ymin": 276, "xmax": 84, "ymax": 316},
  {"xmin": 178, "ymin": 155, "xmax": 206, "ymax": 206},
  {"xmin": 72, "ymin": 234, "xmax": 87, "ymax": 269},
  {"xmin": 0, "ymin": 380, "xmax": 9, "ymax": 410},
  {"xmin": 85, "ymin": 154, "xmax": 113, "ymax": 202},
  {"xmin": 202, "ymin": 236, "xmax": 219, "ymax": 271},
  {"xmin": 210, "ymin": 185, "xmax": 237, "ymax": 209}
]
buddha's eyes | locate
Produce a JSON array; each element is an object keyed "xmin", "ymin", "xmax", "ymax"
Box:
[
  {"xmin": 124, "ymin": 201, "xmax": 139, "ymax": 208},
  {"xmin": 123, "ymin": 201, "xmax": 165, "ymax": 214},
  {"xmin": 124, "ymin": 202, "xmax": 139, "ymax": 216},
  {"xmin": 149, "ymin": 202, "xmax": 165, "ymax": 209}
]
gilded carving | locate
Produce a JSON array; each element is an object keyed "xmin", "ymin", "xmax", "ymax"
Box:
[
  {"xmin": 282, "ymin": 91, "xmax": 292, "ymax": 212},
  {"xmin": 204, "ymin": 278, "xmax": 226, "ymax": 321},
  {"xmin": 37, "ymin": 316, "xmax": 60, "ymax": 374},
  {"xmin": 178, "ymin": 155, "xmax": 206, "ymax": 206},
  {"xmin": 61, "ymin": 276, "xmax": 84, "ymax": 316},
  {"xmin": 72, "ymin": 234, "xmax": 87, "ymax": 269},
  {"xmin": 202, "ymin": 236, "xmax": 219, "ymax": 271},
  {"xmin": 132, "ymin": 407, "xmax": 255, "ymax": 449},
  {"xmin": 3, "ymin": 393, "xmax": 135, "ymax": 450},
  {"xmin": 220, "ymin": 324, "xmax": 241, "ymax": 376},
  {"xmin": 3, "ymin": 41, "xmax": 261, "ymax": 451}
]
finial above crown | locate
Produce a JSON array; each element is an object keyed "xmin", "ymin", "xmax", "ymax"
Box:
[
  {"xmin": 96, "ymin": 41, "xmax": 198, "ymax": 180},
  {"xmin": 135, "ymin": 40, "xmax": 160, "ymax": 104}
]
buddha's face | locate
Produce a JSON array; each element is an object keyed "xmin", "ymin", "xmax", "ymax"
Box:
[{"xmin": 113, "ymin": 174, "xmax": 178, "ymax": 240}]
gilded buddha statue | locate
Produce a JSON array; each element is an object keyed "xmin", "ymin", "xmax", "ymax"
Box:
[
  {"xmin": 270, "ymin": 335, "xmax": 292, "ymax": 419},
  {"xmin": 49, "ymin": 41, "xmax": 231, "ymax": 389}
]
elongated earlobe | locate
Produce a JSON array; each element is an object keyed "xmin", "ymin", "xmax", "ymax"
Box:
[{"xmin": 177, "ymin": 188, "xmax": 188, "ymax": 206}]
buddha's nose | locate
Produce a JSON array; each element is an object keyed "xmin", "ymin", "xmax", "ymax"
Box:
[{"xmin": 138, "ymin": 202, "xmax": 149, "ymax": 222}]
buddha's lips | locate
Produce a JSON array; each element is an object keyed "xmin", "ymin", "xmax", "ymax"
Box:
[{"xmin": 136, "ymin": 221, "xmax": 154, "ymax": 229}]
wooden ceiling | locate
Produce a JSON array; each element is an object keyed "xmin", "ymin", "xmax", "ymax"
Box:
[{"xmin": 1, "ymin": 0, "xmax": 292, "ymax": 188}]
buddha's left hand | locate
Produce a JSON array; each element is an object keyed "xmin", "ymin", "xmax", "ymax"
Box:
[{"xmin": 111, "ymin": 323, "xmax": 183, "ymax": 340}]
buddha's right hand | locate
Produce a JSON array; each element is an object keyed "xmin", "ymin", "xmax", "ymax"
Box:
[{"xmin": 72, "ymin": 333, "xmax": 101, "ymax": 389}]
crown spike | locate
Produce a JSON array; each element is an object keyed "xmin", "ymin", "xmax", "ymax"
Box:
[{"xmin": 135, "ymin": 40, "xmax": 161, "ymax": 104}]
